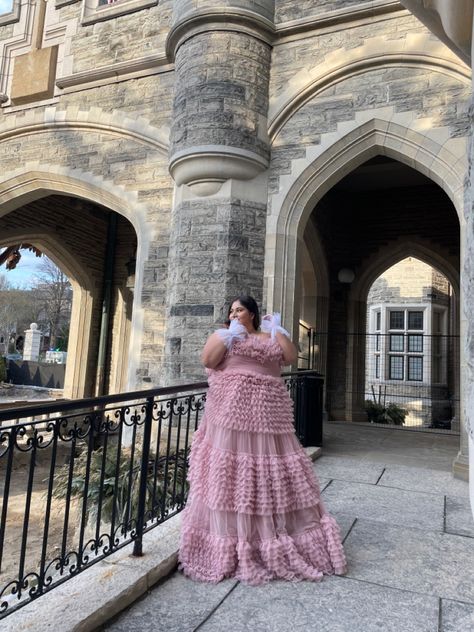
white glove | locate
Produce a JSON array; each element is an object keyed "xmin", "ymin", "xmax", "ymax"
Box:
[
  {"xmin": 261, "ymin": 313, "xmax": 290, "ymax": 341},
  {"xmin": 215, "ymin": 318, "xmax": 248, "ymax": 349}
]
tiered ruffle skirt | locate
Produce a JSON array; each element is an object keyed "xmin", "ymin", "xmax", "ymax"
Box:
[{"xmin": 178, "ymin": 370, "xmax": 347, "ymax": 584}]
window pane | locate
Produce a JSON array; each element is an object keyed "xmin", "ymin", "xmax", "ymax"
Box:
[
  {"xmin": 408, "ymin": 311, "xmax": 423, "ymax": 330},
  {"xmin": 408, "ymin": 334, "xmax": 423, "ymax": 352},
  {"xmin": 375, "ymin": 311, "xmax": 381, "ymax": 331},
  {"xmin": 389, "ymin": 311, "xmax": 404, "ymax": 329},
  {"xmin": 408, "ymin": 356, "xmax": 423, "ymax": 381},
  {"xmin": 375, "ymin": 355, "xmax": 380, "ymax": 378},
  {"xmin": 390, "ymin": 334, "xmax": 404, "ymax": 352},
  {"xmin": 376, "ymin": 334, "xmax": 380, "ymax": 351},
  {"xmin": 389, "ymin": 356, "xmax": 404, "ymax": 380},
  {"xmin": 0, "ymin": 0, "xmax": 13, "ymax": 15}
]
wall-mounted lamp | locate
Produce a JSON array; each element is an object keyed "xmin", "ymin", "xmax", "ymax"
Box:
[{"xmin": 337, "ymin": 268, "xmax": 355, "ymax": 284}]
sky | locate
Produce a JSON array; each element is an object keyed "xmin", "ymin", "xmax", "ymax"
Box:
[
  {"xmin": 2, "ymin": 249, "xmax": 46, "ymax": 288},
  {"xmin": 0, "ymin": 0, "xmax": 13, "ymax": 14}
]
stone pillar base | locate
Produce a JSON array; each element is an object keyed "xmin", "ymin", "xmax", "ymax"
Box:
[{"xmin": 452, "ymin": 451, "xmax": 469, "ymax": 481}]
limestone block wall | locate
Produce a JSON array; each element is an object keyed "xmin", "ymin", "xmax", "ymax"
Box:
[
  {"xmin": 368, "ymin": 258, "xmax": 451, "ymax": 304},
  {"xmin": 275, "ymin": 0, "xmax": 358, "ymax": 23}
]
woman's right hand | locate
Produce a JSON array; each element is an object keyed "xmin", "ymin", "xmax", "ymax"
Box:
[{"xmin": 201, "ymin": 319, "xmax": 247, "ymax": 368}]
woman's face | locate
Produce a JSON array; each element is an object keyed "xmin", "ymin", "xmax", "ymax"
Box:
[{"xmin": 229, "ymin": 300, "xmax": 255, "ymax": 331}]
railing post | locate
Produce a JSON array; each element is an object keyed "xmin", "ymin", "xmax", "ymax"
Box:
[{"xmin": 133, "ymin": 396, "xmax": 154, "ymax": 556}]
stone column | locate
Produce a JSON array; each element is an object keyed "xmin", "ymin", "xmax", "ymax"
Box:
[
  {"xmin": 164, "ymin": 0, "xmax": 274, "ymax": 382},
  {"xmin": 23, "ymin": 323, "xmax": 42, "ymax": 361}
]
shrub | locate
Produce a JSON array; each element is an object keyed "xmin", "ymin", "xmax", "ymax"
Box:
[
  {"xmin": 51, "ymin": 443, "xmax": 189, "ymax": 527},
  {"xmin": 364, "ymin": 399, "xmax": 407, "ymax": 425}
]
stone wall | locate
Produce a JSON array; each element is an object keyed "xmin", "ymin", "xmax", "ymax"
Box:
[{"xmin": 368, "ymin": 258, "xmax": 451, "ymax": 304}]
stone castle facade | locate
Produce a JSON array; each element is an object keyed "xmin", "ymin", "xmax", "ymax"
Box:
[{"xmin": 0, "ymin": 0, "xmax": 473, "ymax": 480}]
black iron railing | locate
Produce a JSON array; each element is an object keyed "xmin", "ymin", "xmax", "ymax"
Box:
[{"xmin": 0, "ymin": 371, "xmax": 322, "ymax": 618}]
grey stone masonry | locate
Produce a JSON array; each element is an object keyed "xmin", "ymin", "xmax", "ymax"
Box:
[
  {"xmin": 170, "ymin": 30, "xmax": 271, "ymax": 161},
  {"xmin": 275, "ymin": 0, "xmax": 362, "ymax": 23},
  {"xmin": 172, "ymin": 0, "xmax": 275, "ymax": 22},
  {"xmin": 164, "ymin": 195, "xmax": 267, "ymax": 382}
]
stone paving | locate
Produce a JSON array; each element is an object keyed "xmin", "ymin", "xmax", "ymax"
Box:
[{"xmin": 103, "ymin": 423, "xmax": 474, "ymax": 632}]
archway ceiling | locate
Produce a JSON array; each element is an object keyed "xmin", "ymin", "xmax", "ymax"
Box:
[{"xmin": 331, "ymin": 156, "xmax": 432, "ymax": 192}]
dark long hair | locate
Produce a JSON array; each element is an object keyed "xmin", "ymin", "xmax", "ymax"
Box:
[{"xmin": 227, "ymin": 295, "xmax": 260, "ymax": 330}]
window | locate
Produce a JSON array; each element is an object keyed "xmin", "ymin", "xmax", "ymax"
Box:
[
  {"xmin": 390, "ymin": 334, "xmax": 404, "ymax": 352},
  {"xmin": 389, "ymin": 311, "xmax": 404, "ymax": 329},
  {"xmin": 389, "ymin": 356, "xmax": 404, "ymax": 380},
  {"xmin": 0, "ymin": 0, "xmax": 13, "ymax": 14},
  {"xmin": 0, "ymin": 0, "xmax": 20, "ymax": 25},
  {"xmin": 375, "ymin": 311, "xmax": 381, "ymax": 331},
  {"xmin": 408, "ymin": 334, "xmax": 423, "ymax": 352},
  {"xmin": 386, "ymin": 308, "xmax": 426, "ymax": 382},
  {"xmin": 408, "ymin": 311, "xmax": 423, "ymax": 330},
  {"xmin": 408, "ymin": 356, "xmax": 423, "ymax": 381}
]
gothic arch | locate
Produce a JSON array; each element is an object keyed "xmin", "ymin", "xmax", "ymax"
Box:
[
  {"xmin": 269, "ymin": 34, "xmax": 470, "ymax": 138},
  {"xmin": 0, "ymin": 171, "xmax": 151, "ymax": 397},
  {"xmin": 265, "ymin": 117, "xmax": 465, "ymax": 328},
  {"xmin": 350, "ymin": 238, "xmax": 460, "ymax": 306}
]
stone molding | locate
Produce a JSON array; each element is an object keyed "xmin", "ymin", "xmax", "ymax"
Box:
[
  {"xmin": 169, "ymin": 145, "xmax": 269, "ymax": 196},
  {"xmin": 0, "ymin": 105, "xmax": 170, "ymax": 152},
  {"xmin": 269, "ymin": 34, "xmax": 471, "ymax": 139},
  {"xmin": 166, "ymin": 8, "xmax": 275, "ymax": 60},
  {"xmin": 81, "ymin": 0, "xmax": 158, "ymax": 26},
  {"xmin": 56, "ymin": 53, "xmax": 173, "ymax": 92},
  {"xmin": 276, "ymin": 0, "xmax": 404, "ymax": 39}
]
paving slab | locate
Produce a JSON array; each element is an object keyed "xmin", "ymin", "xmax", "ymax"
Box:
[
  {"xmin": 322, "ymin": 479, "xmax": 445, "ymax": 532},
  {"xmin": 313, "ymin": 456, "xmax": 385, "ymax": 484},
  {"xmin": 445, "ymin": 496, "xmax": 474, "ymax": 538},
  {"xmin": 197, "ymin": 576, "xmax": 439, "ymax": 632},
  {"xmin": 316, "ymin": 476, "xmax": 332, "ymax": 491},
  {"xmin": 324, "ymin": 423, "xmax": 460, "ymax": 471},
  {"xmin": 343, "ymin": 518, "xmax": 474, "ymax": 603},
  {"xmin": 104, "ymin": 571, "xmax": 237, "ymax": 632},
  {"xmin": 440, "ymin": 599, "xmax": 474, "ymax": 631},
  {"xmin": 378, "ymin": 465, "xmax": 469, "ymax": 498}
]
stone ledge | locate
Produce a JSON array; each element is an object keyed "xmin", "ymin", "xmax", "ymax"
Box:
[{"xmin": 3, "ymin": 516, "xmax": 182, "ymax": 632}]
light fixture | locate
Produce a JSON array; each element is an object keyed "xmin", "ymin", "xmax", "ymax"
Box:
[{"xmin": 337, "ymin": 268, "xmax": 355, "ymax": 283}]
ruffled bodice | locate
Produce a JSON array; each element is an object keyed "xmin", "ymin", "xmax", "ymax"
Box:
[
  {"xmin": 214, "ymin": 334, "xmax": 283, "ymax": 378},
  {"xmin": 179, "ymin": 334, "xmax": 347, "ymax": 585}
]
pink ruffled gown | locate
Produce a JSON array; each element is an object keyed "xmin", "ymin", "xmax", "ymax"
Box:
[{"xmin": 178, "ymin": 335, "xmax": 347, "ymax": 584}]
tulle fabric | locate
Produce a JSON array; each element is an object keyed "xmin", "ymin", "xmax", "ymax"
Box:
[{"xmin": 179, "ymin": 335, "xmax": 347, "ymax": 584}]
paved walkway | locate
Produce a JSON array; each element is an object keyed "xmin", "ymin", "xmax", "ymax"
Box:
[{"xmin": 103, "ymin": 423, "xmax": 474, "ymax": 632}]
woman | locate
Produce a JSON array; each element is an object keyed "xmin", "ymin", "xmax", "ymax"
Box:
[{"xmin": 178, "ymin": 296, "xmax": 346, "ymax": 584}]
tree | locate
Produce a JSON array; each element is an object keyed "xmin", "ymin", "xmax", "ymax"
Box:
[{"xmin": 32, "ymin": 258, "xmax": 72, "ymax": 350}]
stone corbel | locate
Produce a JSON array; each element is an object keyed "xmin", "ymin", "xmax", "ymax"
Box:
[{"xmin": 169, "ymin": 145, "xmax": 269, "ymax": 196}]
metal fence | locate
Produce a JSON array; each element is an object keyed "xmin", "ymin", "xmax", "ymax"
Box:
[
  {"xmin": 0, "ymin": 371, "xmax": 321, "ymax": 618},
  {"xmin": 300, "ymin": 330, "xmax": 460, "ymax": 433}
]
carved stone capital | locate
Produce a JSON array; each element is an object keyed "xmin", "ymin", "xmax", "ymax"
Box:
[
  {"xmin": 169, "ymin": 145, "xmax": 269, "ymax": 196},
  {"xmin": 166, "ymin": 8, "xmax": 275, "ymax": 61}
]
